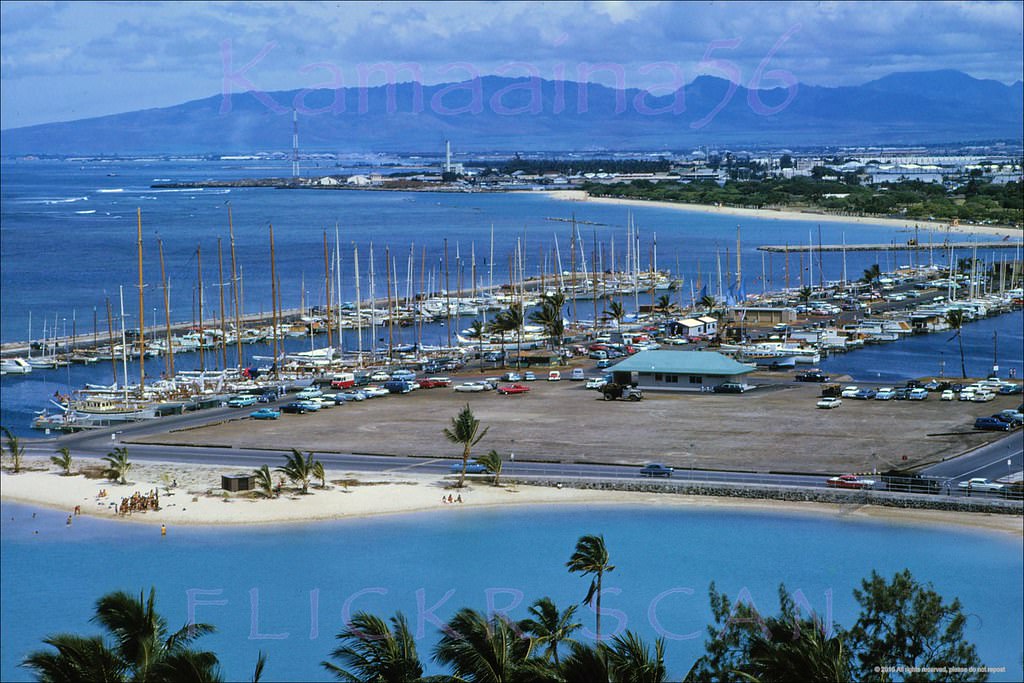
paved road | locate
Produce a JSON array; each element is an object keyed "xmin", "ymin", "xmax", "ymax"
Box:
[{"xmin": 17, "ymin": 400, "xmax": 1022, "ymax": 503}]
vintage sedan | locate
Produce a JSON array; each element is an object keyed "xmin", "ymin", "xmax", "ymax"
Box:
[
  {"xmin": 450, "ymin": 460, "xmax": 489, "ymax": 474},
  {"xmin": 957, "ymin": 478, "xmax": 1004, "ymax": 492},
  {"xmin": 825, "ymin": 474, "xmax": 876, "ymax": 490},
  {"xmin": 249, "ymin": 408, "xmax": 281, "ymax": 420},
  {"xmin": 497, "ymin": 383, "xmax": 531, "ymax": 395},
  {"xmin": 454, "ymin": 382, "xmax": 489, "ymax": 393},
  {"xmin": 227, "ymin": 394, "xmax": 258, "ymax": 407},
  {"xmin": 639, "ymin": 463, "xmax": 674, "ymax": 478},
  {"xmin": 816, "ymin": 397, "xmax": 842, "ymax": 409}
]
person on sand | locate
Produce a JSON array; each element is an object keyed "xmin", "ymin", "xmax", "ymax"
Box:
[
  {"xmin": 456, "ymin": 494, "xmax": 463, "ymax": 504},
  {"xmin": 447, "ymin": 494, "xmax": 453, "ymax": 503},
  {"xmin": 441, "ymin": 495, "xmax": 447, "ymax": 504}
]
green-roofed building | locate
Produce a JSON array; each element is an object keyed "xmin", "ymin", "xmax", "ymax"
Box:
[{"xmin": 609, "ymin": 350, "xmax": 754, "ymax": 392}]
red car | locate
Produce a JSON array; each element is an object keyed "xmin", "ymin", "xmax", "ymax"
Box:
[
  {"xmin": 417, "ymin": 378, "xmax": 451, "ymax": 389},
  {"xmin": 826, "ymin": 474, "xmax": 876, "ymax": 490},
  {"xmin": 497, "ymin": 383, "xmax": 531, "ymax": 395}
]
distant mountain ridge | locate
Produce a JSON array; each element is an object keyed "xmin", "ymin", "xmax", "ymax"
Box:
[{"xmin": 2, "ymin": 70, "xmax": 1021, "ymax": 155}]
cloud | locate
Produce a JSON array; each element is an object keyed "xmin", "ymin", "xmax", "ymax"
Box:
[{"xmin": 2, "ymin": 0, "xmax": 1021, "ymax": 129}]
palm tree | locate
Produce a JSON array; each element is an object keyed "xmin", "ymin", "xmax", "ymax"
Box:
[
  {"xmin": 529, "ymin": 302, "xmax": 564, "ymax": 354},
  {"xmin": 312, "ymin": 461, "xmax": 327, "ymax": 489},
  {"xmin": 566, "ymin": 534, "xmax": 615, "ymax": 641},
  {"xmin": 797, "ymin": 285, "xmax": 813, "ymax": 304},
  {"xmin": 276, "ymin": 449, "xmax": 316, "ymax": 494},
  {"xmin": 466, "ymin": 319, "xmax": 487, "ymax": 371},
  {"xmin": 603, "ymin": 631, "xmax": 667, "ymax": 683},
  {"xmin": 699, "ymin": 294, "xmax": 717, "ymax": 312},
  {"xmin": 23, "ymin": 587, "xmax": 222, "ymax": 682},
  {"xmin": 51, "ymin": 447, "xmax": 73, "ymax": 476},
  {"xmin": 253, "ymin": 465, "xmax": 275, "ymax": 499},
  {"xmin": 607, "ymin": 301, "xmax": 626, "ymax": 328},
  {"xmin": 654, "ymin": 294, "xmax": 676, "ymax": 316},
  {"xmin": 861, "ymin": 264, "xmax": 881, "ymax": 287},
  {"xmin": 519, "ymin": 597, "xmax": 580, "ymax": 667},
  {"xmin": 2, "ymin": 426, "xmax": 25, "ymax": 473},
  {"xmin": 476, "ymin": 449, "xmax": 504, "ymax": 487},
  {"xmin": 443, "ymin": 405, "xmax": 489, "ymax": 488},
  {"xmin": 433, "ymin": 608, "xmax": 540, "ymax": 681},
  {"xmin": 103, "ymin": 447, "xmax": 132, "ymax": 485},
  {"xmin": 743, "ymin": 615, "xmax": 849, "ymax": 683},
  {"xmin": 946, "ymin": 309, "xmax": 968, "ymax": 378},
  {"xmin": 503, "ymin": 303, "xmax": 525, "ymax": 369},
  {"xmin": 321, "ymin": 611, "xmax": 423, "ymax": 683},
  {"xmin": 560, "ymin": 641, "xmax": 608, "ymax": 683},
  {"xmin": 486, "ymin": 313, "xmax": 510, "ymax": 369}
]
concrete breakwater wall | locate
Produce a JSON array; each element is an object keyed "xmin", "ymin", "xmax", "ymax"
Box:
[{"xmin": 509, "ymin": 477, "xmax": 1024, "ymax": 515}]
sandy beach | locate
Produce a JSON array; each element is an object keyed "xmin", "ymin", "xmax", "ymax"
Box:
[
  {"xmin": 546, "ymin": 190, "xmax": 1023, "ymax": 239},
  {"xmin": 3, "ymin": 456, "xmax": 1020, "ymax": 537}
]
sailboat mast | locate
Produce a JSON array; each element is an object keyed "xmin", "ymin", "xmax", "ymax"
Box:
[
  {"xmin": 354, "ymin": 244, "xmax": 363, "ymax": 364},
  {"xmin": 158, "ymin": 239, "xmax": 175, "ymax": 377},
  {"xmin": 197, "ymin": 244, "xmax": 205, "ymax": 372},
  {"xmin": 269, "ymin": 225, "xmax": 279, "ymax": 380},
  {"xmin": 570, "ymin": 216, "xmax": 577, "ymax": 327},
  {"xmin": 228, "ymin": 206, "xmax": 242, "ymax": 370},
  {"xmin": 369, "ymin": 242, "xmax": 377, "ymax": 359},
  {"xmin": 444, "ymin": 238, "xmax": 452, "ymax": 349},
  {"xmin": 592, "ymin": 227, "xmax": 599, "ymax": 332},
  {"xmin": 323, "ymin": 231, "xmax": 333, "ymax": 349},
  {"xmin": 218, "ymin": 238, "xmax": 227, "ymax": 370},
  {"xmin": 106, "ymin": 298, "xmax": 117, "ymax": 385},
  {"xmin": 335, "ymin": 225, "xmax": 343, "ymax": 357},
  {"xmin": 385, "ymin": 245, "xmax": 394, "ymax": 362},
  {"xmin": 119, "ymin": 285, "xmax": 129, "ymax": 398},
  {"xmin": 136, "ymin": 208, "xmax": 145, "ymax": 390}
]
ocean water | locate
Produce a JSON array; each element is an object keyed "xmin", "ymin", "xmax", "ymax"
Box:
[
  {"xmin": 2, "ymin": 157, "xmax": 1021, "ymax": 433},
  {"xmin": 1, "ymin": 501, "xmax": 1021, "ymax": 682}
]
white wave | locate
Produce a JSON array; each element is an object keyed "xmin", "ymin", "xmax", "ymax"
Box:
[
  {"xmin": 75, "ymin": 210, "xmax": 97, "ymax": 215},
  {"xmin": 30, "ymin": 196, "xmax": 89, "ymax": 205},
  {"xmin": 97, "ymin": 188, "xmax": 125, "ymax": 193}
]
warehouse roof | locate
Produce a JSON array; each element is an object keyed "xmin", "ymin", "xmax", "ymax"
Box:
[{"xmin": 611, "ymin": 350, "xmax": 754, "ymax": 375}]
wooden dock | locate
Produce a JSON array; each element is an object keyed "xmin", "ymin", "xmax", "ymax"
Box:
[{"xmin": 757, "ymin": 241, "xmax": 1021, "ymax": 253}]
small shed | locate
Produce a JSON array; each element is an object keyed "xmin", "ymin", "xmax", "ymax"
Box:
[{"xmin": 221, "ymin": 473, "xmax": 255, "ymax": 492}]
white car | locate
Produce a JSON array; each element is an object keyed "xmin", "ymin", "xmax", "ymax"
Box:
[
  {"xmin": 816, "ymin": 397, "xmax": 842, "ymax": 409},
  {"xmin": 547, "ymin": 370, "xmax": 561, "ymax": 381},
  {"xmin": 454, "ymin": 382, "xmax": 488, "ymax": 393},
  {"xmin": 940, "ymin": 389, "xmax": 954, "ymax": 401},
  {"xmin": 840, "ymin": 386, "xmax": 859, "ymax": 399},
  {"xmin": 585, "ymin": 377, "xmax": 608, "ymax": 390},
  {"xmin": 370, "ymin": 371, "xmax": 391, "ymax": 381},
  {"xmin": 971, "ymin": 391, "xmax": 995, "ymax": 402},
  {"xmin": 361, "ymin": 386, "xmax": 390, "ymax": 398},
  {"xmin": 958, "ymin": 389, "xmax": 976, "ymax": 401},
  {"xmin": 957, "ymin": 478, "xmax": 1004, "ymax": 492},
  {"xmin": 295, "ymin": 387, "xmax": 323, "ymax": 399},
  {"xmin": 874, "ymin": 387, "xmax": 896, "ymax": 400}
]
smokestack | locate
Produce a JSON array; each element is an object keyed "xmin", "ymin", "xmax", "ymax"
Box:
[{"xmin": 445, "ymin": 140, "xmax": 451, "ymax": 174}]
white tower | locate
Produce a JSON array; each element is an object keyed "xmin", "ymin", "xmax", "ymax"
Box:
[
  {"xmin": 445, "ymin": 140, "xmax": 451, "ymax": 174},
  {"xmin": 291, "ymin": 109, "xmax": 300, "ymax": 179}
]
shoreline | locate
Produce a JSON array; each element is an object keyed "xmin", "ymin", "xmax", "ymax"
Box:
[
  {"xmin": 545, "ymin": 190, "xmax": 1023, "ymax": 239},
  {"xmin": 3, "ymin": 457, "xmax": 1020, "ymax": 537}
]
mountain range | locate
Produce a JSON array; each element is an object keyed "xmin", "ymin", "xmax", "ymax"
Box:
[{"xmin": 2, "ymin": 69, "xmax": 1021, "ymax": 155}]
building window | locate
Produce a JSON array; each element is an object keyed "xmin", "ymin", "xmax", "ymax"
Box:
[
  {"xmin": 665, "ymin": 375, "xmax": 678, "ymax": 383},
  {"xmin": 654, "ymin": 373, "xmax": 663, "ymax": 382},
  {"xmin": 689, "ymin": 375, "xmax": 703, "ymax": 384}
]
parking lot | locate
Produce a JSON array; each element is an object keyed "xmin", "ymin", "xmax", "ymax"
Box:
[{"xmin": 135, "ymin": 373, "xmax": 1023, "ymax": 475}]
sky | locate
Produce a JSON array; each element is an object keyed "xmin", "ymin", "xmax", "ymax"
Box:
[{"xmin": 1, "ymin": 0, "xmax": 1022, "ymax": 130}]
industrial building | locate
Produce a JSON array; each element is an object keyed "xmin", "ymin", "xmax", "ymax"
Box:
[{"xmin": 609, "ymin": 350, "xmax": 754, "ymax": 392}]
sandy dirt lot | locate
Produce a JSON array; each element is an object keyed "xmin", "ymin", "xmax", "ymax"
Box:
[{"xmin": 131, "ymin": 376, "xmax": 1022, "ymax": 473}]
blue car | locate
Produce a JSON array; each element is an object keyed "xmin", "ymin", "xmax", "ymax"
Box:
[
  {"xmin": 250, "ymin": 408, "xmax": 281, "ymax": 420},
  {"xmin": 974, "ymin": 416, "xmax": 1011, "ymax": 431},
  {"xmin": 853, "ymin": 388, "xmax": 877, "ymax": 400},
  {"xmin": 450, "ymin": 460, "xmax": 488, "ymax": 474}
]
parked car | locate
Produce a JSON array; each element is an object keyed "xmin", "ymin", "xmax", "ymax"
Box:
[
  {"xmin": 639, "ymin": 463, "xmax": 674, "ymax": 478},
  {"xmin": 940, "ymin": 390, "xmax": 955, "ymax": 401},
  {"xmin": 585, "ymin": 377, "xmax": 608, "ymax": 390},
  {"xmin": 295, "ymin": 399, "xmax": 321, "ymax": 412},
  {"xmin": 361, "ymin": 386, "xmax": 390, "ymax": 398},
  {"xmin": 996, "ymin": 409, "xmax": 1024, "ymax": 426},
  {"xmin": 958, "ymin": 388, "xmax": 976, "ymax": 401},
  {"xmin": 596, "ymin": 359, "xmax": 612, "ymax": 369},
  {"xmin": 570, "ymin": 368, "xmax": 585, "ymax": 381},
  {"xmin": 547, "ymin": 370, "xmax": 561, "ymax": 381},
  {"xmin": 816, "ymin": 397, "xmax": 842, "ymax": 409},
  {"xmin": 383, "ymin": 380, "xmax": 414, "ymax": 394},
  {"xmin": 588, "ymin": 350, "xmax": 608, "ymax": 360},
  {"xmin": 908, "ymin": 388, "xmax": 929, "ymax": 400},
  {"xmin": 501, "ymin": 372, "xmax": 522, "ymax": 382},
  {"xmin": 713, "ymin": 382, "xmax": 746, "ymax": 393},
  {"xmin": 892, "ymin": 388, "xmax": 911, "ymax": 400},
  {"xmin": 334, "ymin": 390, "xmax": 366, "ymax": 403},
  {"xmin": 249, "ymin": 408, "xmax": 281, "ymax": 420},
  {"xmin": 450, "ymin": 460, "xmax": 488, "ymax": 474},
  {"xmin": 523, "ymin": 371, "xmax": 537, "ymax": 381},
  {"xmin": 390, "ymin": 369, "xmax": 417, "ymax": 381},
  {"xmin": 417, "ymin": 378, "xmax": 451, "ymax": 389},
  {"xmin": 840, "ymin": 386, "xmax": 860, "ymax": 398},
  {"xmin": 795, "ymin": 370, "xmax": 829, "ymax": 382},
  {"xmin": 874, "ymin": 387, "xmax": 896, "ymax": 400},
  {"xmin": 971, "ymin": 390, "xmax": 995, "ymax": 402},
  {"xmin": 957, "ymin": 478, "xmax": 1004, "ymax": 492},
  {"xmin": 853, "ymin": 388, "xmax": 877, "ymax": 400},
  {"xmin": 974, "ymin": 416, "xmax": 1011, "ymax": 431},
  {"xmin": 997, "ymin": 382, "xmax": 1023, "ymax": 395},
  {"xmin": 826, "ymin": 474, "xmax": 875, "ymax": 490},
  {"xmin": 497, "ymin": 383, "xmax": 531, "ymax": 395},
  {"xmin": 227, "ymin": 394, "xmax": 258, "ymax": 407},
  {"xmin": 454, "ymin": 382, "xmax": 489, "ymax": 393},
  {"xmin": 924, "ymin": 380, "xmax": 942, "ymax": 391},
  {"xmin": 281, "ymin": 402, "xmax": 310, "ymax": 414},
  {"xmin": 295, "ymin": 387, "xmax": 323, "ymax": 400},
  {"xmin": 257, "ymin": 390, "xmax": 280, "ymax": 403},
  {"xmin": 370, "ymin": 371, "xmax": 391, "ymax": 382}
]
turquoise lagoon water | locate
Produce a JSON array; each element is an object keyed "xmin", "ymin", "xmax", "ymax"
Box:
[{"xmin": 2, "ymin": 501, "xmax": 1021, "ymax": 681}]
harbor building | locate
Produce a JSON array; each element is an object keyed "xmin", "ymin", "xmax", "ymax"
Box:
[{"xmin": 609, "ymin": 350, "xmax": 754, "ymax": 392}]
